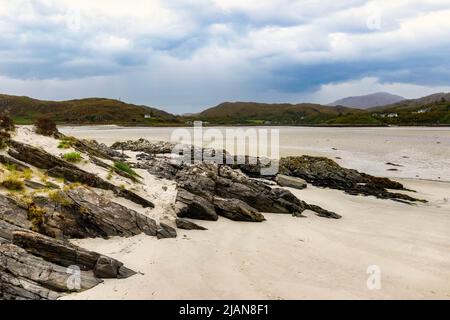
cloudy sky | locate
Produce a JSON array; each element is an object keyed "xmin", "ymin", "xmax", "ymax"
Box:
[{"xmin": 1, "ymin": 0, "xmax": 450, "ymax": 113}]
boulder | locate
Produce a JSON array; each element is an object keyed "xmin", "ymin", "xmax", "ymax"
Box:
[
  {"xmin": 276, "ymin": 174, "xmax": 307, "ymax": 189},
  {"xmin": 157, "ymin": 223, "xmax": 177, "ymax": 239},
  {"xmin": 214, "ymin": 197, "xmax": 265, "ymax": 222},
  {"xmin": 175, "ymin": 189, "xmax": 218, "ymax": 221},
  {"xmin": 175, "ymin": 218, "xmax": 207, "ymax": 230},
  {"xmin": 279, "ymin": 156, "xmax": 425, "ymax": 203},
  {"xmin": 0, "ymin": 243, "xmax": 102, "ymax": 295}
]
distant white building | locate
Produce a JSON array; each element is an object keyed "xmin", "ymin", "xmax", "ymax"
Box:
[
  {"xmin": 144, "ymin": 114, "xmax": 153, "ymax": 119},
  {"xmin": 415, "ymin": 108, "xmax": 430, "ymax": 114},
  {"xmin": 387, "ymin": 113, "xmax": 398, "ymax": 118}
]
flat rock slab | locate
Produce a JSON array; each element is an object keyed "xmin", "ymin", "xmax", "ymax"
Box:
[{"xmin": 276, "ymin": 174, "xmax": 307, "ymax": 190}]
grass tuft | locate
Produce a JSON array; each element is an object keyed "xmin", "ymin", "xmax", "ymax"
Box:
[
  {"xmin": 62, "ymin": 152, "xmax": 83, "ymax": 163},
  {"xmin": 114, "ymin": 161, "xmax": 141, "ymax": 180},
  {"xmin": 1, "ymin": 173, "xmax": 25, "ymax": 191}
]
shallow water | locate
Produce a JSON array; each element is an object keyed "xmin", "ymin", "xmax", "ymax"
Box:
[{"xmin": 60, "ymin": 126, "xmax": 450, "ymax": 182}]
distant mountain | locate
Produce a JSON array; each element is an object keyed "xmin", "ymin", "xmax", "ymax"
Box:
[
  {"xmin": 329, "ymin": 92, "xmax": 406, "ymax": 109},
  {"xmin": 0, "ymin": 94, "xmax": 179, "ymax": 125}
]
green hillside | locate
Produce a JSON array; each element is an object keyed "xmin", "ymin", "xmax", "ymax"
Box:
[
  {"xmin": 196, "ymin": 102, "xmax": 374, "ymax": 125},
  {"xmin": 0, "ymin": 94, "xmax": 180, "ymax": 125}
]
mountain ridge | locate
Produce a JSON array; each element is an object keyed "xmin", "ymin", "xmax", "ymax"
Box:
[{"xmin": 329, "ymin": 92, "xmax": 406, "ymax": 109}]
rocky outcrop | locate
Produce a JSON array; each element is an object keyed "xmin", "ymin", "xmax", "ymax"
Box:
[
  {"xmin": 0, "ymin": 154, "xmax": 29, "ymax": 171},
  {"xmin": 112, "ymin": 139, "xmax": 176, "ymax": 154},
  {"xmin": 1, "ymin": 218, "xmax": 137, "ymax": 299},
  {"xmin": 175, "ymin": 218, "xmax": 207, "ymax": 230},
  {"xmin": 74, "ymin": 138, "xmax": 127, "ymax": 161},
  {"xmin": 12, "ymin": 230, "xmax": 136, "ymax": 279},
  {"xmin": 174, "ymin": 163, "xmax": 341, "ymax": 221},
  {"xmin": 157, "ymin": 223, "xmax": 177, "ymax": 239},
  {"xmin": 275, "ymin": 174, "xmax": 307, "ymax": 190},
  {"xmin": 214, "ymin": 197, "xmax": 265, "ymax": 222},
  {"xmin": 0, "ymin": 243, "xmax": 101, "ymax": 300},
  {"xmin": 279, "ymin": 156, "xmax": 425, "ymax": 203},
  {"xmin": 30, "ymin": 187, "xmax": 158, "ymax": 239},
  {"xmin": 8, "ymin": 140, "xmax": 154, "ymax": 208},
  {"xmin": 175, "ymin": 189, "xmax": 218, "ymax": 221}
]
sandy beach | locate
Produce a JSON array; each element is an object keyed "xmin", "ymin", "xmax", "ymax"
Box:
[
  {"xmin": 64, "ymin": 177, "xmax": 450, "ymax": 300},
  {"xmin": 1, "ymin": 126, "xmax": 448, "ymax": 300}
]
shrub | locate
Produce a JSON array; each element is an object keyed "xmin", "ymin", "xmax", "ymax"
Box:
[
  {"xmin": 48, "ymin": 190, "xmax": 73, "ymax": 206},
  {"xmin": 28, "ymin": 204, "xmax": 46, "ymax": 232},
  {"xmin": 34, "ymin": 117, "xmax": 58, "ymax": 136},
  {"xmin": 62, "ymin": 152, "xmax": 82, "ymax": 163},
  {"xmin": 0, "ymin": 114, "xmax": 14, "ymax": 131},
  {"xmin": 1, "ymin": 174, "xmax": 25, "ymax": 191},
  {"xmin": 0, "ymin": 131, "xmax": 11, "ymax": 149}
]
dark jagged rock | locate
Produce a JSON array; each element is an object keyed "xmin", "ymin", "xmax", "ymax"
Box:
[
  {"xmin": 0, "ymin": 243, "xmax": 102, "ymax": 298},
  {"xmin": 279, "ymin": 156, "xmax": 425, "ymax": 203},
  {"xmin": 13, "ymin": 230, "xmax": 99, "ymax": 270},
  {"xmin": 30, "ymin": 186, "xmax": 158, "ymax": 239},
  {"xmin": 214, "ymin": 197, "xmax": 265, "ymax": 222},
  {"xmin": 0, "ymin": 154, "xmax": 29, "ymax": 171},
  {"xmin": 24, "ymin": 180, "xmax": 59, "ymax": 190},
  {"xmin": 0, "ymin": 194, "xmax": 31, "ymax": 230},
  {"xmin": 157, "ymin": 223, "xmax": 177, "ymax": 239},
  {"xmin": 0, "ymin": 270, "xmax": 62, "ymax": 300},
  {"xmin": 135, "ymin": 156, "xmax": 183, "ymax": 180},
  {"xmin": 174, "ymin": 162, "xmax": 340, "ymax": 221},
  {"xmin": 175, "ymin": 189, "xmax": 218, "ymax": 221},
  {"xmin": 275, "ymin": 174, "xmax": 307, "ymax": 190},
  {"xmin": 0, "ymin": 220, "xmax": 27, "ymax": 242},
  {"xmin": 8, "ymin": 140, "xmax": 154, "ymax": 208},
  {"xmin": 175, "ymin": 218, "xmax": 207, "ymax": 230},
  {"xmin": 112, "ymin": 139, "xmax": 176, "ymax": 154}
]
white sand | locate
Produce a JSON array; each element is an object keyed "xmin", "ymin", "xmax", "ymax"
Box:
[
  {"xmin": 64, "ymin": 179, "xmax": 450, "ymax": 300},
  {"xmin": 13, "ymin": 126, "xmax": 449, "ymax": 299}
]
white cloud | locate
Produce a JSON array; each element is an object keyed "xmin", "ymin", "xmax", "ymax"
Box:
[{"xmin": 0, "ymin": 0, "xmax": 449, "ymax": 112}]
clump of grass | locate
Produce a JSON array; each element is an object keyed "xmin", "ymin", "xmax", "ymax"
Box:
[
  {"xmin": 62, "ymin": 152, "xmax": 83, "ymax": 163},
  {"xmin": 107, "ymin": 168, "xmax": 114, "ymax": 180},
  {"xmin": 58, "ymin": 136, "xmax": 76, "ymax": 149},
  {"xmin": 28, "ymin": 204, "xmax": 46, "ymax": 232},
  {"xmin": 22, "ymin": 169, "xmax": 33, "ymax": 180},
  {"xmin": 63, "ymin": 182, "xmax": 83, "ymax": 191},
  {"xmin": 1, "ymin": 173, "xmax": 25, "ymax": 191},
  {"xmin": 4, "ymin": 163, "xmax": 16, "ymax": 171},
  {"xmin": 114, "ymin": 161, "xmax": 141, "ymax": 180},
  {"xmin": 48, "ymin": 190, "xmax": 73, "ymax": 206}
]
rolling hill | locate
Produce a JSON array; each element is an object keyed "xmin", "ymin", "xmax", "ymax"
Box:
[
  {"xmin": 0, "ymin": 92, "xmax": 449, "ymax": 126},
  {"xmin": 196, "ymin": 102, "xmax": 377, "ymax": 125},
  {"xmin": 329, "ymin": 92, "xmax": 406, "ymax": 109},
  {"xmin": 0, "ymin": 94, "xmax": 180, "ymax": 125},
  {"xmin": 366, "ymin": 93, "xmax": 450, "ymax": 125}
]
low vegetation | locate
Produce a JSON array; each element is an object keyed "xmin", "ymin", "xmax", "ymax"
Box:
[
  {"xmin": 34, "ymin": 117, "xmax": 58, "ymax": 136},
  {"xmin": 0, "ymin": 114, "xmax": 15, "ymax": 131},
  {"xmin": 114, "ymin": 161, "xmax": 141, "ymax": 180},
  {"xmin": 58, "ymin": 137, "xmax": 76, "ymax": 149},
  {"xmin": 27, "ymin": 203, "xmax": 46, "ymax": 232},
  {"xmin": 62, "ymin": 152, "xmax": 83, "ymax": 163},
  {"xmin": 1, "ymin": 173, "xmax": 25, "ymax": 191}
]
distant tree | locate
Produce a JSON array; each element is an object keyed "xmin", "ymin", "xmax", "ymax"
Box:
[
  {"xmin": 34, "ymin": 117, "xmax": 58, "ymax": 136},
  {"xmin": 0, "ymin": 114, "xmax": 15, "ymax": 131}
]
